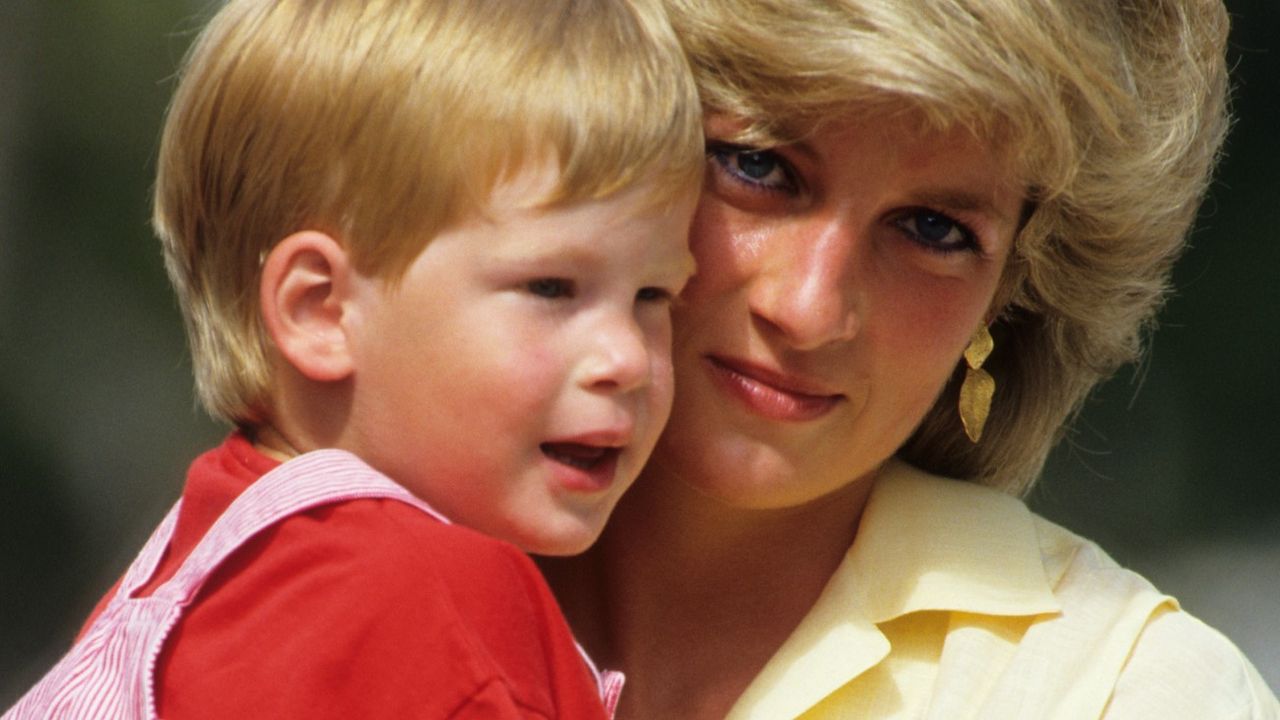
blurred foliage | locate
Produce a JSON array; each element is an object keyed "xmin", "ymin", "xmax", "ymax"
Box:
[{"xmin": 1, "ymin": 0, "xmax": 1277, "ymax": 703}]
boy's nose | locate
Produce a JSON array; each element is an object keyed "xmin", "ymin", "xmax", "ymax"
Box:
[
  {"xmin": 747, "ymin": 216, "xmax": 861, "ymax": 351},
  {"xmin": 578, "ymin": 319, "xmax": 650, "ymax": 395}
]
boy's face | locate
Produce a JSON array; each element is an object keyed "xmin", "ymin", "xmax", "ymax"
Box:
[{"xmin": 342, "ymin": 166, "xmax": 697, "ymax": 555}]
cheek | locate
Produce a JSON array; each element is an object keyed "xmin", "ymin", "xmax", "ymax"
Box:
[
  {"xmin": 668, "ymin": 297, "xmax": 720, "ymax": 380},
  {"xmin": 440, "ymin": 316, "xmax": 562, "ymax": 413},
  {"xmin": 632, "ymin": 318, "xmax": 676, "ymax": 423},
  {"xmin": 683, "ymin": 201, "xmax": 764, "ymax": 300},
  {"xmin": 860, "ymin": 282, "xmax": 989, "ymax": 434},
  {"xmin": 867, "ymin": 252, "xmax": 1002, "ymax": 354},
  {"xmin": 886, "ymin": 292, "xmax": 972, "ymax": 361},
  {"xmin": 500, "ymin": 342, "xmax": 562, "ymax": 398},
  {"xmin": 649, "ymin": 349, "xmax": 676, "ymax": 412}
]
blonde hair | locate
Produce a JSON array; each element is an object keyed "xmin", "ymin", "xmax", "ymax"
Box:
[
  {"xmin": 155, "ymin": 0, "xmax": 703, "ymax": 427},
  {"xmin": 663, "ymin": 0, "xmax": 1230, "ymax": 494}
]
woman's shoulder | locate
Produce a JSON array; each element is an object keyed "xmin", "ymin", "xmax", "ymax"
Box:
[
  {"xmin": 1104, "ymin": 606, "xmax": 1279, "ymax": 719},
  {"xmin": 1025, "ymin": 513, "xmax": 1279, "ymax": 718},
  {"xmin": 871, "ymin": 463, "xmax": 1277, "ymax": 715}
]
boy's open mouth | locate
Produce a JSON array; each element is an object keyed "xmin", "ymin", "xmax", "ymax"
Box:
[{"xmin": 540, "ymin": 442, "xmax": 620, "ymax": 470}]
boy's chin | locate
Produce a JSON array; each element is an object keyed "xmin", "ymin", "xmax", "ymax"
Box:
[{"xmin": 516, "ymin": 515, "xmax": 607, "ymax": 558}]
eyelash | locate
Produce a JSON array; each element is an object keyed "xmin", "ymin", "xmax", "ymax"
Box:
[
  {"xmin": 636, "ymin": 287, "xmax": 673, "ymax": 303},
  {"xmin": 527, "ymin": 279, "xmax": 676, "ymax": 303},
  {"xmin": 891, "ymin": 209, "xmax": 982, "ymax": 256},
  {"xmin": 706, "ymin": 141, "xmax": 798, "ymax": 195},
  {"xmin": 527, "ymin": 278, "xmax": 574, "ymax": 299}
]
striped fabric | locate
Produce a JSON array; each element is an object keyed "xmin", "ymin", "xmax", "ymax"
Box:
[{"xmin": 5, "ymin": 449, "xmax": 620, "ymax": 719}]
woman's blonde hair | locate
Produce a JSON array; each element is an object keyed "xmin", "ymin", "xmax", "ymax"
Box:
[
  {"xmin": 663, "ymin": 0, "xmax": 1230, "ymax": 494},
  {"xmin": 155, "ymin": 0, "xmax": 703, "ymax": 427}
]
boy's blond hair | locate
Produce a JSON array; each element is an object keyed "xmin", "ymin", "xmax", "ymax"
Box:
[
  {"xmin": 155, "ymin": 0, "xmax": 703, "ymax": 427},
  {"xmin": 662, "ymin": 0, "xmax": 1230, "ymax": 494}
]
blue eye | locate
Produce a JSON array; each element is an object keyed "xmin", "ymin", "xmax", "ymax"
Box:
[
  {"xmin": 527, "ymin": 278, "xmax": 575, "ymax": 299},
  {"xmin": 736, "ymin": 151, "xmax": 779, "ymax": 180},
  {"xmin": 894, "ymin": 210, "xmax": 977, "ymax": 253},
  {"xmin": 707, "ymin": 142, "xmax": 795, "ymax": 192}
]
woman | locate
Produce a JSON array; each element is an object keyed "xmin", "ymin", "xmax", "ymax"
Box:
[{"xmin": 541, "ymin": 0, "xmax": 1279, "ymax": 717}]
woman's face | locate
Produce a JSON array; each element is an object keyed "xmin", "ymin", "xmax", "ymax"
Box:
[{"xmin": 650, "ymin": 112, "xmax": 1024, "ymax": 509}]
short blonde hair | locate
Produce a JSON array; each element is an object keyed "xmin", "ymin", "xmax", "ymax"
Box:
[
  {"xmin": 155, "ymin": 0, "xmax": 703, "ymax": 427},
  {"xmin": 663, "ymin": 0, "xmax": 1230, "ymax": 494}
]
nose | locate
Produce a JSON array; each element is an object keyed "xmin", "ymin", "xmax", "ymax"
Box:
[
  {"xmin": 748, "ymin": 217, "xmax": 861, "ymax": 350},
  {"xmin": 578, "ymin": 315, "xmax": 651, "ymax": 395}
]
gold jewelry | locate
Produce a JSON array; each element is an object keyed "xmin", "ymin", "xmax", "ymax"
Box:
[{"xmin": 958, "ymin": 325, "xmax": 995, "ymax": 443}]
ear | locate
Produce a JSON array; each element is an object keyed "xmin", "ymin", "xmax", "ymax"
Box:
[{"xmin": 260, "ymin": 231, "xmax": 357, "ymax": 382}]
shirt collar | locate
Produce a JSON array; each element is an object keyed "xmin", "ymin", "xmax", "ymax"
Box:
[
  {"xmin": 849, "ymin": 459, "xmax": 1061, "ymax": 622},
  {"xmin": 726, "ymin": 460, "xmax": 1060, "ymax": 720}
]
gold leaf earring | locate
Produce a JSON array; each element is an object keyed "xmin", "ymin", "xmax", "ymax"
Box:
[{"xmin": 959, "ymin": 325, "xmax": 995, "ymax": 443}]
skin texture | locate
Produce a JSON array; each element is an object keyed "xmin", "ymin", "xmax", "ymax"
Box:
[
  {"xmin": 542, "ymin": 113, "xmax": 1025, "ymax": 719},
  {"xmin": 259, "ymin": 164, "xmax": 697, "ymax": 556}
]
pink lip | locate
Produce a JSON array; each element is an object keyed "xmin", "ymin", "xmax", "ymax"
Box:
[
  {"xmin": 705, "ymin": 356, "xmax": 843, "ymax": 422},
  {"xmin": 540, "ymin": 433, "xmax": 627, "ymax": 493}
]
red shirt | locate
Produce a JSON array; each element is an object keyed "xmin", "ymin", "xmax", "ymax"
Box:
[{"xmin": 82, "ymin": 435, "xmax": 608, "ymax": 719}]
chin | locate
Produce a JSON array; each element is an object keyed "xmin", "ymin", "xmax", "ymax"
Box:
[
  {"xmin": 654, "ymin": 428, "xmax": 862, "ymax": 511},
  {"xmin": 693, "ymin": 472, "xmax": 827, "ymax": 510},
  {"xmin": 653, "ymin": 432, "xmax": 773, "ymax": 506},
  {"xmin": 517, "ymin": 516, "xmax": 605, "ymax": 557},
  {"xmin": 524, "ymin": 537, "xmax": 596, "ymax": 558}
]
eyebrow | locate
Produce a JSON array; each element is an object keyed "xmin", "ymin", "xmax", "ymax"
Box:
[
  {"xmin": 490, "ymin": 245, "xmax": 606, "ymax": 267},
  {"xmin": 909, "ymin": 189, "xmax": 1016, "ymax": 225},
  {"xmin": 779, "ymin": 137, "xmax": 1019, "ymax": 223}
]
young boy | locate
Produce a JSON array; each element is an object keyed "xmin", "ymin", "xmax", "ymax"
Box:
[{"xmin": 6, "ymin": 0, "xmax": 701, "ymax": 717}]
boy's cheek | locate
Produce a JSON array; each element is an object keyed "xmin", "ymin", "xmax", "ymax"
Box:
[{"xmin": 648, "ymin": 356, "xmax": 678, "ymax": 430}]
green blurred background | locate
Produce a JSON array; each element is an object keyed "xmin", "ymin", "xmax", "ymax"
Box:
[{"xmin": 2, "ymin": 0, "xmax": 1277, "ymax": 702}]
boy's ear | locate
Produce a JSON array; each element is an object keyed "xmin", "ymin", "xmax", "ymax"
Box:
[{"xmin": 259, "ymin": 231, "xmax": 358, "ymax": 382}]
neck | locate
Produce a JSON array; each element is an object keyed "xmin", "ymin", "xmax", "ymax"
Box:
[
  {"xmin": 542, "ymin": 464, "xmax": 876, "ymax": 720},
  {"xmin": 251, "ymin": 361, "xmax": 355, "ymax": 463},
  {"xmin": 248, "ymin": 423, "xmax": 303, "ymax": 462}
]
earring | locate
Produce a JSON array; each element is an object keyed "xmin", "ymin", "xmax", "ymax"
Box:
[{"xmin": 959, "ymin": 325, "xmax": 995, "ymax": 443}]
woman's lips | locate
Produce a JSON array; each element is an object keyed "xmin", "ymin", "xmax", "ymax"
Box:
[{"xmin": 705, "ymin": 356, "xmax": 843, "ymax": 422}]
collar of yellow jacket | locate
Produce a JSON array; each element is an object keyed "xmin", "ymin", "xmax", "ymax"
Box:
[{"xmin": 729, "ymin": 460, "xmax": 1062, "ymax": 720}]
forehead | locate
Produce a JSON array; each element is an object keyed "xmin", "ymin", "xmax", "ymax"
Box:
[
  {"xmin": 835, "ymin": 111, "xmax": 1021, "ymax": 196},
  {"xmin": 846, "ymin": 102, "xmax": 1018, "ymax": 158},
  {"xmin": 482, "ymin": 153, "xmax": 696, "ymax": 217},
  {"xmin": 460, "ymin": 160, "xmax": 688, "ymax": 242}
]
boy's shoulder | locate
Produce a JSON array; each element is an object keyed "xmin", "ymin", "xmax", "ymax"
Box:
[
  {"xmin": 191, "ymin": 439, "xmax": 552, "ymax": 610},
  {"xmin": 286, "ymin": 496, "xmax": 541, "ymax": 586},
  {"xmin": 157, "ymin": 495, "xmax": 585, "ymax": 718},
  {"xmin": 286, "ymin": 497, "xmax": 566, "ymax": 625},
  {"xmin": 243, "ymin": 495, "xmax": 562, "ymax": 633}
]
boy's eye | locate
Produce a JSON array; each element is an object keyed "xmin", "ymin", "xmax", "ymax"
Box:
[
  {"xmin": 527, "ymin": 278, "xmax": 575, "ymax": 299},
  {"xmin": 635, "ymin": 287, "xmax": 672, "ymax": 303},
  {"xmin": 893, "ymin": 209, "xmax": 978, "ymax": 254}
]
